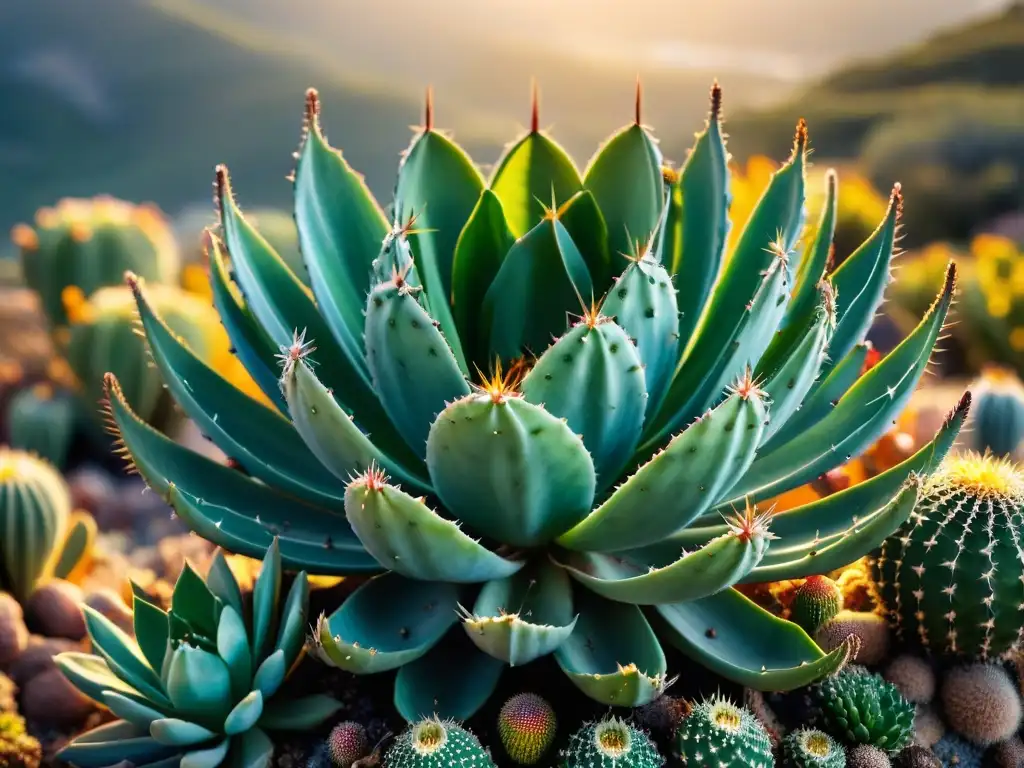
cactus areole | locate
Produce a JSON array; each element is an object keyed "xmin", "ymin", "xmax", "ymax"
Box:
[{"xmin": 103, "ymin": 81, "xmax": 967, "ymax": 721}]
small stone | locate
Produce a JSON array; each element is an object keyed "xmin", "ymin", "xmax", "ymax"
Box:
[
  {"xmin": 8, "ymin": 636, "xmax": 82, "ymax": 687},
  {"xmin": 23, "ymin": 580, "xmax": 85, "ymax": 641},
  {"xmin": 0, "ymin": 594, "xmax": 28, "ymax": 666},
  {"xmin": 83, "ymin": 589, "xmax": 134, "ymax": 636},
  {"xmin": 19, "ymin": 668, "xmax": 95, "ymax": 727}
]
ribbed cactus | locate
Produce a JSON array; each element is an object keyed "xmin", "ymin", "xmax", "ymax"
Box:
[
  {"xmin": 782, "ymin": 728, "xmax": 845, "ymax": 768},
  {"xmin": 55, "ymin": 540, "xmax": 340, "ymax": 768},
  {"xmin": 104, "ymin": 82, "xmax": 965, "ymax": 720},
  {"xmin": 5, "ymin": 383, "xmax": 75, "ymax": 469},
  {"xmin": 791, "ymin": 576, "xmax": 844, "ymax": 634},
  {"xmin": 814, "ymin": 667, "xmax": 915, "ymax": 753},
  {"xmin": 386, "ymin": 719, "xmax": 494, "ymax": 768},
  {"xmin": 11, "ymin": 196, "xmax": 180, "ymax": 330},
  {"xmin": 675, "ymin": 695, "xmax": 774, "ymax": 768},
  {"xmin": 967, "ymin": 366, "xmax": 1024, "ymax": 458},
  {"xmin": 0, "ymin": 448, "xmax": 92, "ymax": 602},
  {"xmin": 874, "ymin": 452, "xmax": 1024, "ymax": 659},
  {"xmin": 561, "ymin": 717, "xmax": 662, "ymax": 768}
]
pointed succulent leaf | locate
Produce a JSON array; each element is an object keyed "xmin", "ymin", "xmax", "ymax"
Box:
[
  {"xmin": 281, "ymin": 359, "xmax": 430, "ymax": 493},
  {"xmin": 558, "ymin": 190, "xmax": 612, "ymax": 295},
  {"xmin": 172, "ymin": 563, "xmax": 221, "ymax": 641},
  {"xmin": 655, "ymin": 588, "xmax": 856, "ymax": 691},
  {"xmin": 394, "ymin": 626, "xmax": 504, "ymax": 722},
  {"xmin": 489, "ymin": 126, "xmax": 583, "ymax": 237},
  {"xmin": 671, "ymin": 87, "xmax": 730, "ymax": 348},
  {"xmin": 228, "ymin": 728, "xmax": 274, "ymax": 768},
  {"xmin": 451, "ymin": 190, "xmax": 515, "ymax": 362},
  {"xmin": 558, "ymin": 522, "xmax": 771, "ymax": 605},
  {"xmin": 344, "ymin": 471, "xmax": 523, "ymax": 582},
  {"xmin": 481, "ymin": 217, "xmax": 593, "ymax": 362},
  {"xmin": 251, "ymin": 540, "xmax": 282, "ymax": 665},
  {"xmin": 729, "ymin": 263, "xmax": 955, "ymax": 502},
  {"xmin": 365, "ymin": 278, "xmax": 472, "ymax": 458},
  {"xmin": 206, "ymin": 550, "xmax": 245, "ymax": 620},
  {"xmin": 521, "ymin": 318, "xmax": 645, "ymax": 489},
  {"xmin": 165, "ymin": 644, "xmax": 234, "ymax": 724},
  {"xmin": 427, "ymin": 392, "xmax": 596, "ymax": 547},
  {"xmin": 293, "ymin": 91, "xmax": 388, "ymax": 372},
  {"xmin": 216, "ymin": 606, "xmax": 253, "ymax": 701},
  {"xmin": 783, "ymin": 169, "xmax": 837, "ymax": 331},
  {"xmin": 53, "ymin": 510, "xmax": 96, "ymax": 581},
  {"xmin": 252, "ymin": 650, "xmax": 287, "ymax": 700},
  {"xmin": 181, "ymin": 738, "xmax": 231, "ymax": 768},
  {"xmin": 554, "ymin": 589, "xmax": 667, "ymax": 707},
  {"xmin": 461, "ymin": 561, "xmax": 577, "ymax": 665},
  {"xmin": 150, "ymin": 718, "xmax": 219, "ymax": 747},
  {"xmin": 558, "ymin": 386, "xmax": 766, "ymax": 553},
  {"xmin": 315, "ymin": 574, "xmax": 460, "ymax": 673},
  {"xmin": 257, "ymin": 695, "xmax": 342, "ymax": 731},
  {"xmin": 583, "ymin": 120, "xmax": 664, "ymax": 262},
  {"xmin": 55, "ymin": 652, "xmax": 154, "ymax": 710},
  {"xmin": 133, "ymin": 594, "xmax": 170, "ymax": 675},
  {"xmin": 274, "ymin": 574, "xmax": 310, "ymax": 668},
  {"xmin": 102, "ymin": 692, "xmax": 167, "ymax": 729},
  {"xmin": 370, "ymin": 228, "xmax": 420, "ymax": 287},
  {"xmin": 83, "ymin": 606, "xmax": 171, "ymax": 708},
  {"xmin": 129, "ymin": 275, "xmax": 346, "ymax": 507},
  {"xmin": 601, "ymin": 255, "xmax": 679, "ymax": 419},
  {"xmin": 57, "ymin": 720, "xmax": 181, "ymax": 768}
]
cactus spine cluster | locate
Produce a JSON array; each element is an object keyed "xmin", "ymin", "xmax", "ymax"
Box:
[
  {"xmin": 782, "ymin": 728, "xmax": 845, "ymax": 768},
  {"xmin": 791, "ymin": 576, "xmax": 843, "ymax": 633},
  {"xmin": 674, "ymin": 695, "xmax": 774, "ymax": 767},
  {"xmin": 386, "ymin": 719, "xmax": 495, "ymax": 768},
  {"xmin": 874, "ymin": 452, "xmax": 1024, "ymax": 659},
  {"xmin": 968, "ymin": 366, "xmax": 1024, "ymax": 458},
  {"xmin": 560, "ymin": 717, "xmax": 662, "ymax": 768},
  {"xmin": 498, "ymin": 693, "xmax": 557, "ymax": 765},
  {"xmin": 814, "ymin": 667, "xmax": 915, "ymax": 753}
]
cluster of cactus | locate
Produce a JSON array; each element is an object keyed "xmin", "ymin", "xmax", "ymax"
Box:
[
  {"xmin": 55, "ymin": 540, "xmax": 341, "ymax": 768},
  {"xmin": 873, "ymin": 451, "xmax": 1024, "ymax": 660},
  {"xmin": 386, "ymin": 718, "xmax": 495, "ymax": 768},
  {"xmin": 102, "ymin": 81, "xmax": 966, "ymax": 719},
  {"xmin": 0, "ymin": 711, "xmax": 42, "ymax": 768},
  {"xmin": 783, "ymin": 728, "xmax": 845, "ymax": 768},
  {"xmin": 967, "ymin": 366, "xmax": 1024, "ymax": 458},
  {"xmin": 814, "ymin": 667, "xmax": 915, "ymax": 754},
  {"xmin": 561, "ymin": 716, "xmax": 662, "ymax": 768},
  {"xmin": 675, "ymin": 695, "xmax": 774, "ymax": 767},
  {"xmin": 0, "ymin": 447, "xmax": 95, "ymax": 603},
  {"xmin": 4, "ymin": 382, "xmax": 75, "ymax": 469},
  {"xmin": 498, "ymin": 693, "xmax": 557, "ymax": 765}
]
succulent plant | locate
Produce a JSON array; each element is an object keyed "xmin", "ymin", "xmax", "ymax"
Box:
[
  {"xmin": 497, "ymin": 693, "xmax": 557, "ymax": 765},
  {"xmin": 874, "ymin": 452, "xmax": 1024, "ymax": 660},
  {"xmin": 815, "ymin": 666, "xmax": 915, "ymax": 753},
  {"xmin": 11, "ymin": 196, "xmax": 180, "ymax": 330},
  {"xmin": 328, "ymin": 721, "xmax": 370, "ymax": 768},
  {"xmin": 792, "ymin": 576, "xmax": 844, "ymax": 634},
  {"xmin": 54, "ymin": 540, "xmax": 340, "ymax": 768},
  {"xmin": 675, "ymin": 695, "xmax": 774, "ymax": 767},
  {"xmin": 939, "ymin": 663, "xmax": 1022, "ymax": 746},
  {"xmin": 4, "ymin": 382, "xmax": 76, "ymax": 470},
  {"xmin": 386, "ymin": 718, "xmax": 494, "ymax": 768},
  {"xmin": 0, "ymin": 448, "xmax": 94, "ymax": 603},
  {"xmin": 103, "ymin": 82, "xmax": 965, "ymax": 720},
  {"xmin": 783, "ymin": 728, "xmax": 846, "ymax": 768},
  {"xmin": 562, "ymin": 717, "xmax": 662, "ymax": 768},
  {"xmin": 0, "ymin": 712, "xmax": 42, "ymax": 768},
  {"xmin": 967, "ymin": 366, "xmax": 1024, "ymax": 458}
]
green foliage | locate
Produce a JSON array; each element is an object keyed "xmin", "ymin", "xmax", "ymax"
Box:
[
  {"xmin": 874, "ymin": 452, "xmax": 1024, "ymax": 660},
  {"xmin": 497, "ymin": 693, "xmax": 557, "ymax": 765},
  {"xmin": 385, "ymin": 719, "xmax": 494, "ymax": 768},
  {"xmin": 967, "ymin": 367, "xmax": 1024, "ymax": 458},
  {"xmin": 0, "ymin": 448, "xmax": 83, "ymax": 602},
  {"xmin": 0, "ymin": 712, "xmax": 42, "ymax": 768},
  {"xmin": 55, "ymin": 540, "xmax": 340, "ymax": 768},
  {"xmin": 106, "ymin": 83, "xmax": 964, "ymax": 720},
  {"xmin": 675, "ymin": 695, "xmax": 774, "ymax": 768},
  {"xmin": 791, "ymin": 576, "xmax": 843, "ymax": 634},
  {"xmin": 815, "ymin": 667, "xmax": 915, "ymax": 753},
  {"xmin": 5, "ymin": 383, "xmax": 75, "ymax": 470},
  {"xmin": 561, "ymin": 717, "xmax": 662, "ymax": 768},
  {"xmin": 783, "ymin": 728, "xmax": 845, "ymax": 768}
]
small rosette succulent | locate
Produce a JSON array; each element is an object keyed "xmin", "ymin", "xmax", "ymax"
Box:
[
  {"xmin": 814, "ymin": 666, "xmax": 914, "ymax": 753},
  {"xmin": 54, "ymin": 540, "xmax": 340, "ymax": 768},
  {"xmin": 102, "ymin": 81, "xmax": 966, "ymax": 720}
]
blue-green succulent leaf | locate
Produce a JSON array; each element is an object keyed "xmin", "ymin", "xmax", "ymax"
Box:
[
  {"xmin": 181, "ymin": 738, "xmax": 231, "ymax": 768},
  {"xmin": 224, "ymin": 691, "xmax": 264, "ymax": 736},
  {"xmin": 251, "ymin": 539, "xmax": 282, "ymax": 665},
  {"xmin": 228, "ymin": 727, "xmax": 274, "ymax": 768},
  {"xmin": 101, "ymin": 691, "xmax": 166, "ymax": 729},
  {"xmin": 57, "ymin": 720, "xmax": 181, "ymax": 768},
  {"xmin": 558, "ymin": 190, "xmax": 613, "ymax": 295},
  {"xmin": 783, "ymin": 169, "xmax": 837, "ymax": 331},
  {"xmin": 207, "ymin": 551, "xmax": 245, "ymax": 622},
  {"xmin": 132, "ymin": 595, "xmax": 170, "ymax": 677},
  {"xmin": 83, "ymin": 605, "xmax": 171, "ymax": 708},
  {"xmin": 217, "ymin": 605, "xmax": 253, "ymax": 701},
  {"xmin": 171, "ymin": 562, "xmax": 221, "ymax": 641},
  {"xmin": 257, "ymin": 695, "xmax": 342, "ymax": 731},
  {"xmin": 274, "ymin": 574, "xmax": 310, "ymax": 668},
  {"xmin": 150, "ymin": 718, "xmax": 219, "ymax": 747},
  {"xmin": 55, "ymin": 653, "xmax": 155, "ymax": 711},
  {"xmin": 165, "ymin": 645, "xmax": 234, "ymax": 724},
  {"xmin": 252, "ymin": 650, "xmax": 286, "ymax": 700}
]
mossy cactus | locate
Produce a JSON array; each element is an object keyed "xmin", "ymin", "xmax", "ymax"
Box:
[
  {"xmin": 4, "ymin": 383, "xmax": 75, "ymax": 470},
  {"xmin": 11, "ymin": 196, "xmax": 180, "ymax": 330},
  {"xmin": 386, "ymin": 718, "xmax": 494, "ymax": 768},
  {"xmin": 783, "ymin": 728, "xmax": 845, "ymax": 768},
  {"xmin": 939, "ymin": 663, "xmax": 1021, "ymax": 746},
  {"xmin": 497, "ymin": 693, "xmax": 557, "ymax": 765},
  {"xmin": 561, "ymin": 717, "xmax": 662, "ymax": 768},
  {"xmin": 792, "ymin": 576, "xmax": 843, "ymax": 634},
  {"xmin": 968, "ymin": 366, "xmax": 1024, "ymax": 458},
  {"xmin": 874, "ymin": 452, "xmax": 1024, "ymax": 660},
  {"xmin": 675, "ymin": 695, "xmax": 774, "ymax": 767},
  {"xmin": 0, "ymin": 712, "xmax": 42, "ymax": 768},
  {"xmin": 815, "ymin": 666, "xmax": 914, "ymax": 753},
  {"xmin": 328, "ymin": 721, "xmax": 370, "ymax": 768}
]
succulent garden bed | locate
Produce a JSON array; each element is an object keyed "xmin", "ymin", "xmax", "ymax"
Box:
[{"xmin": 2, "ymin": 80, "xmax": 1024, "ymax": 768}]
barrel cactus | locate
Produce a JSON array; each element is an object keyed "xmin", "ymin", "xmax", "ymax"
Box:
[
  {"xmin": 675, "ymin": 695, "xmax": 774, "ymax": 767},
  {"xmin": 55, "ymin": 540, "xmax": 339, "ymax": 768},
  {"xmin": 967, "ymin": 366, "xmax": 1024, "ymax": 458},
  {"xmin": 562, "ymin": 717, "xmax": 662, "ymax": 768},
  {"xmin": 103, "ymin": 83, "xmax": 965, "ymax": 720},
  {"xmin": 387, "ymin": 719, "xmax": 494, "ymax": 768},
  {"xmin": 11, "ymin": 196, "xmax": 180, "ymax": 330},
  {"xmin": 874, "ymin": 451, "xmax": 1024, "ymax": 660},
  {"xmin": 782, "ymin": 728, "xmax": 845, "ymax": 768},
  {"xmin": 5, "ymin": 382, "xmax": 76, "ymax": 469}
]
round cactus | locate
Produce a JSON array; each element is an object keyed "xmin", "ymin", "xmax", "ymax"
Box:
[
  {"xmin": 814, "ymin": 666, "xmax": 915, "ymax": 753},
  {"xmin": 893, "ymin": 745, "xmax": 939, "ymax": 768},
  {"xmin": 791, "ymin": 576, "xmax": 843, "ymax": 633},
  {"xmin": 5, "ymin": 383, "xmax": 75, "ymax": 470},
  {"xmin": 497, "ymin": 693, "xmax": 556, "ymax": 765},
  {"xmin": 560, "ymin": 717, "xmax": 662, "ymax": 768},
  {"xmin": 675, "ymin": 695, "xmax": 774, "ymax": 767},
  {"xmin": 386, "ymin": 719, "xmax": 494, "ymax": 768},
  {"xmin": 782, "ymin": 728, "xmax": 845, "ymax": 768},
  {"xmin": 940, "ymin": 663, "xmax": 1022, "ymax": 746},
  {"xmin": 845, "ymin": 745, "xmax": 891, "ymax": 768},
  {"xmin": 814, "ymin": 611, "xmax": 891, "ymax": 666},
  {"xmin": 884, "ymin": 656, "xmax": 935, "ymax": 705},
  {"xmin": 873, "ymin": 452, "xmax": 1024, "ymax": 660},
  {"xmin": 328, "ymin": 721, "xmax": 370, "ymax": 768},
  {"xmin": 912, "ymin": 706, "xmax": 944, "ymax": 749},
  {"xmin": 0, "ymin": 712, "xmax": 42, "ymax": 768},
  {"xmin": 968, "ymin": 366, "xmax": 1024, "ymax": 458}
]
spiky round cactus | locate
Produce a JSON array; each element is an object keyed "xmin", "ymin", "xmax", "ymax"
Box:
[
  {"xmin": 940, "ymin": 663, "xmax": 1022, "ymax": 746},
  {"xmin": 894, "ymin": 745, "xmax": 939, "ymax": 768},
  {"xmin": 497, "ymin": 693, "xmax": 556, "ymax": 765},
  {"xmin": 783, "ymin": 728, "xmax": 845, "ymax": 768},
  {"xmin": 386, "ymin": 718, "xmax": 494, "ymax": 768},
  {"xmin": 968, "ymin": 366, "xmax": 1024, "ymax": 458},
  {"xmin": 792, "ymin": 576, "xmax": 844, "ymax": 633},
  {"xmin": 560, "ymin": 717, "xmax": 662, "ymax": 768},
  {"xmin": 874, "ymin": 452, "xmax": 1024, "ymax": 660},
  {"xmin": 328, "ymin": 721, "xmax": 370, "ymax": 768},
  {"xmin": 884, "ymin": 656, "xmax": 935, "ymax": 705},
  {"xmin": 815, "ymin": 666, "xmax": 915, "ymax": 753},
  {"xmin": 845, "ymin": 745, "xmax": 890, "ymax": 768},
  {"xmin": 675, "ymin": 695, "xmax": 774, "ymax": 767},
  {"xmin": 0, "ymin": 712, "xmax": 42, "ymax": 768}
]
